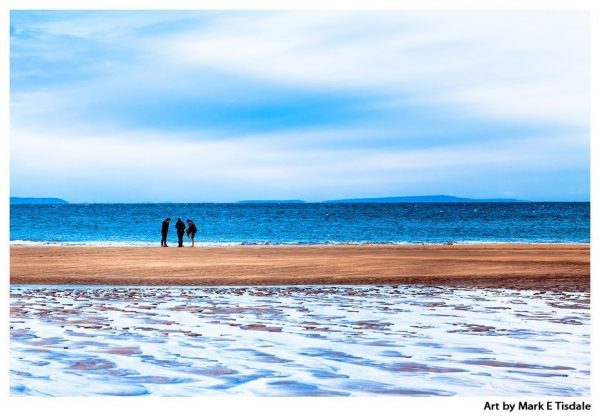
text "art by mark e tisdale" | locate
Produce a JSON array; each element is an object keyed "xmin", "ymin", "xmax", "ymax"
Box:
[{"xmin": 484, "ymin": 401, "xmax": 591, "ymax": 412}]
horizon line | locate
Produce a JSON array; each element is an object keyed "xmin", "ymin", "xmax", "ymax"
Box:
[{"xmin": 10, "ymin": 197, "xmax": 591, "ymax": 204}]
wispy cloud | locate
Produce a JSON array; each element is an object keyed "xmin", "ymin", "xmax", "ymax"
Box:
[
  {"xmin": 10, "ymin": 11, "xmax": 589, "ymax": 202},
  {"xmin": 163, "ymin": 11, "xmax": 589, "ymax": 124}
]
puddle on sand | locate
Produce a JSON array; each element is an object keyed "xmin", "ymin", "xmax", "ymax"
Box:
[{"xmin": 10, "ymin": 285, "xmax": 589, "ymax": 396}]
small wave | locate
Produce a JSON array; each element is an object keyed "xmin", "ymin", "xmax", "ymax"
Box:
[
  {"xmin": 10, "ymin": 240, "xmax": 248, "ymax": 247},
  {"xmin": 9, "ymin": 239, "xmax": 589, "ymax": 247}
]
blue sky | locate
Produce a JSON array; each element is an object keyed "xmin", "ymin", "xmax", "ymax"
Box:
[{"xmin": 10, "ymin": 11, "xmax": 589, "ymax": 202}]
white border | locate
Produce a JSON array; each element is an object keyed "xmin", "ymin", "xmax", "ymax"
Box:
[
  {"xmin": 1, "ymin": 1, "xmax": 596, "ymax": 415},
  {"xmin": 3, "ymin": 0, "xmax": 597, "ymax": 11}
]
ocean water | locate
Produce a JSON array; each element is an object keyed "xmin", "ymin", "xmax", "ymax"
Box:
[
  {"xmin": 10, "ymin": 285, "xmax": 589, "ymax": 396},
  {"xmin": 10, "ymin": 202, "xmax": 589, "ymax": 246}
]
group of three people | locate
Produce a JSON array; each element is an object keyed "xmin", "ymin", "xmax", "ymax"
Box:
[{"xmin": 161, "ymin": 218, "xmax": 198, "ymax": 247}]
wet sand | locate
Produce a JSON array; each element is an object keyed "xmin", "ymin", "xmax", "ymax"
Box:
[
  {"xmin": 10, "ymin": 285, "xmax": 590, "ymax": 396},
  {"xmin": 10, "ymin": 244, "xmax": 589, "ymax": 291}
]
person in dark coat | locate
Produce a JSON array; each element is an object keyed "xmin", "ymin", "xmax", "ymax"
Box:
[
  {"xmin": 175, "ymin": 218, "xmax": 186, "ymax": 247},
  {"xmin": 161, "ymin": 218, "xmax": 171, "ymax": 247},
  {"xmin": 186, "ymin": 219, "xmax": 198, "ymax": 247}
]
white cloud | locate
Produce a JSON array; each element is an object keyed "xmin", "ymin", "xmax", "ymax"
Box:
[{"xmin": 163, "ymin": 11, "xmax": 588, "ymax": 125}]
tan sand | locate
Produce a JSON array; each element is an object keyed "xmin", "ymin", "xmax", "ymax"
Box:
[{"xmin": 10, "ymin": 244, "xmax": 589, "ymax": 291}]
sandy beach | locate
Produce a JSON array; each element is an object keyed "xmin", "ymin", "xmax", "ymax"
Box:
[{"xmin": 10, "ymin": 244, "xmax": 589, "ymax": 291}]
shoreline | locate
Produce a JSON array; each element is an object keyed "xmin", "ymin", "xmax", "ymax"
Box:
[
  {"xmin": 9, "ymin": 241, "xmax": 591, "ymax": 248},
  {"xmin": 10, "ymin": 244, "xmax": 590, "ymax": 291}
]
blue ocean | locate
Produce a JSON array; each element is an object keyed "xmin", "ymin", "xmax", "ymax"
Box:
[{"xmin": 10, "ymin": 202, "xmax": 589, "ymax": 246}]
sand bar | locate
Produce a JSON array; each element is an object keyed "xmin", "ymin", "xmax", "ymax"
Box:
[{"xmin": 10, "ymin": 244, "xmax": 589, "ymax": 291}]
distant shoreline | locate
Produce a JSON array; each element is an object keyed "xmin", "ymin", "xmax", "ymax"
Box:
[
  {"xmin": 10, "ymin": 195, "xmax": 592, "ymax": 204},
  {"xmin": 11, "ymin": 244, "xmax": 590, "ymax": 292},
  {"xmin": 10, "ymin": 200, "xmax": 591, "ymax": 204}
]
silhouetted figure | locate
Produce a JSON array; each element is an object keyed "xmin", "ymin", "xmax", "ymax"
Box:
[
  {"xmin": 186, "ymin": 219, "xmax": 198, "ymax": 247},
  {"xmin": 175, "ymin": 218, "xmax": 186, "ymax": 247},
  {"xmin": 161, "ymin": 218, "xmax": 171, "ymax": 247}
]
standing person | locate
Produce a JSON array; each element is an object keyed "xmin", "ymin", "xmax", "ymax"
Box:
[
  {"xmin": 186, "ymin": 219, "xmax": 198, "ymax": 248},
  {"xmin": 161, "ymin": 218, "xmax": 171, "ymax": 247},
  {"xmin": 175, "ymin": 218, "xmax": 186, "ymax": 247}
]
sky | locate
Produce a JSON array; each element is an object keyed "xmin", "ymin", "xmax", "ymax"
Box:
[{"xmin": 10, "ymin": 10, "xmax": 590, "ymax": 202}]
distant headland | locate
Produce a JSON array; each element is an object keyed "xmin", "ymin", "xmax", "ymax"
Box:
[
  {"xmin": 322, "ymin": 195, "xmax": 526, "ymax": 203},
  {"xmin": 238, "ymin": 195, "xmax": 527, "ymax": 203},
  {"xmin": 10, "ymin": 197, "xmax": 69, "ymax": 205}
]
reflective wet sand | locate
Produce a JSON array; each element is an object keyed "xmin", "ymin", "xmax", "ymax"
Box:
[{"xmin": 10, "ymin": 285, "xmax": 589, "ymax": 396}]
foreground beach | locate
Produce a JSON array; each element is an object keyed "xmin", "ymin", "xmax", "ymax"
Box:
[
  {"xmin": 11, "ymin": 285, "xmax": 590, "ymax": 396},
  {"xmin": 10, "ymin": 244, "xmax": 589, "ymax": 291}
]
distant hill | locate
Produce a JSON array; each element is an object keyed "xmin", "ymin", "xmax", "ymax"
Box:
[
  {"xmin": 238, "ymin": 200, "xmax": 305, "ymax": 204},
  {"xmin": 10, "ymin": 197, "xmax": 69, "ymax": 205},
  {"xmin": 323, "ymin": 195, "xmax": 526, "ymax": 203}
]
